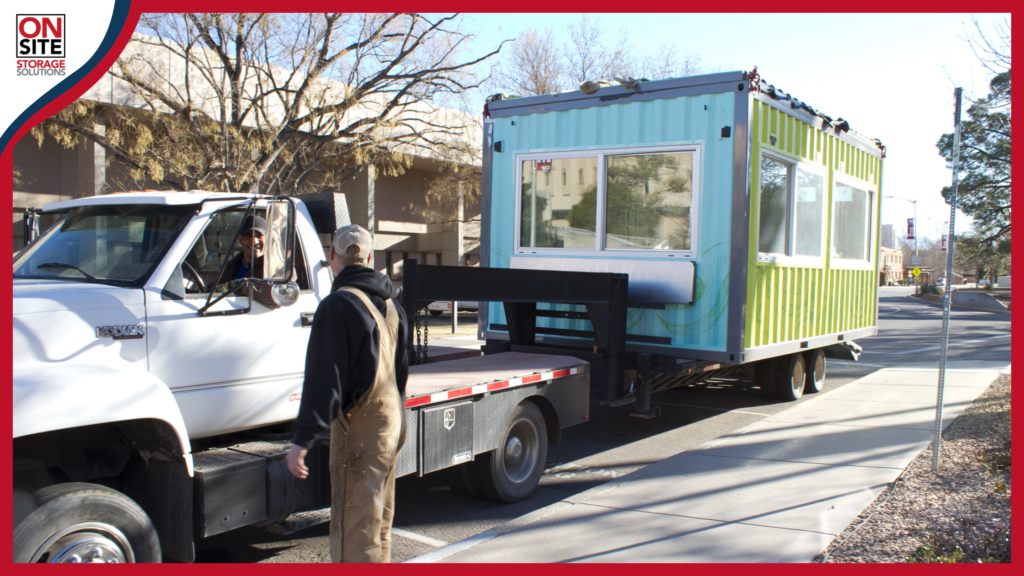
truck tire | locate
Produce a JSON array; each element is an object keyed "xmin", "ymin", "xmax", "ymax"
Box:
[
  {"xmin": 776, "ymin": 353, "xmax": 807, "ymax": 402},
  {"xmin": 803, "ymin": 349, "xmax": 826, "ymax": 394},
  {"xmin": 755, "ymin": 358, "xmax": 780, "ymax": 399},
  {"xmin": 470, "ymin": 400, "xmax": 548, "ymax": 503},
  {"xmin": 13, "ymin": 483, "xmax": 161, "ymax": 563}
]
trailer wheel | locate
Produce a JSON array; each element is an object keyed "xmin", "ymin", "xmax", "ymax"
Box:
[
  {"xmin": 471, "ymin": 400, "xmax": 548, "ymax": 503},
  {"xmin": 755, "ymin": 358, "xmax": 780, "ymax": 399},
  {"xmin": 776, "ymin": 354, "xmax": 807, "ymax": 402},
  {"xmin": 803, "ymin": 349, "xmax": 826, "ymax": 394},
  {"xmin": 13, "ymin": 483, "xmax": 161, "ymax": 563}
]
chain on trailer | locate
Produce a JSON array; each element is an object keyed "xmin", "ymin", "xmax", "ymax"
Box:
[{"xmin": 413, "ymin": 308, "xmax": 430, "ymax": 365}]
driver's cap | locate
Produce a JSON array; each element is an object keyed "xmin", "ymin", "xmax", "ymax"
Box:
[{"xmin": 333, "ymin": 224, "xmax": 372, "ymax": 258}]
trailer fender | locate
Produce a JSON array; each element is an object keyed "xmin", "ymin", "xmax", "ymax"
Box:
[{"xmin": 13, "ymin": 365, "xmax": 193, "ymax": 475}]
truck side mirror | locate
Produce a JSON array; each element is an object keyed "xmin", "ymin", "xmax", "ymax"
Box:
[{"xmin": 264, "ymin": 200, "xmax": 295, "ymax": 283}]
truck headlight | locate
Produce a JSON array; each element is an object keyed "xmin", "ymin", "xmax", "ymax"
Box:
[{"xmin": 271, "ymin": 281, "xmax": 300, "ymax": 307}]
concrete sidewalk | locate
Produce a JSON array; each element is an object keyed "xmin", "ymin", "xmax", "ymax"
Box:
[{"xmin": 409, "ymin": 361, "xmax": 1009, "ymax": 563}]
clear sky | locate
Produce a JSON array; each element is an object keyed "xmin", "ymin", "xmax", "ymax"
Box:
[{"xmin": 460, "ymin": 13, "xmax": 1009, "ymax": 242}]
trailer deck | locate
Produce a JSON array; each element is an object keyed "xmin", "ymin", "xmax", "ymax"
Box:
[{"xmin": 404, "ymin": 352, "xmax": 587, "ymax": 409}]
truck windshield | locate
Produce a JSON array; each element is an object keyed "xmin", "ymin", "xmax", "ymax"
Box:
[{"xmin": 14, "ymin": 204, "xmax": 194, "ymax": 287}]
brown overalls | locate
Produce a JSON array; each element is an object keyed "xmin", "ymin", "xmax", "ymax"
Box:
[{"xmin": 328, "ymin": 287, "xmax": 406, "ymax": 563}]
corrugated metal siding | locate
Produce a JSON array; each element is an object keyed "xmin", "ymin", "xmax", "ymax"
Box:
[
  {"xmin": 487, "ymin": 93, "xmax": 737, "ymax": 352},
  {"xmin": 745, "ymin": 99, "xmax": 882, "ymax": 349}
]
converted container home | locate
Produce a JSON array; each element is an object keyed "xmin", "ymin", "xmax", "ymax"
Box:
[{"xmin": 478, "ymin": 70, "xmax": 883, "ymax": 401}]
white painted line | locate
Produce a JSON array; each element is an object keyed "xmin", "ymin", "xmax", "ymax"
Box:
[
  {"xmin": 829, "ymin": 361, "xmax": 889, "ymax": 368},
  {"xmin": 652, "ymin": 401, "xmax": 769, "ymax": 417},
  {"xmin": 862, "ymin": 334, "xmax": 1010, "ymax": 355},
  {"xmin": 405, "ymin": 529, "xmax": 499, "ymax": 563},
  {"xmin": 392, "ymin": 527, "xmax": 448, "ymax": 549}
]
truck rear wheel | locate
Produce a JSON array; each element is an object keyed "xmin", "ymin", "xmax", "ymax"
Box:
[
  {"xmin": 803, "ymin": 349, "xmax": 826, "ymax": 394},
  {"xmin": 776, "ymin": 353, "xmax": 806, "ymax": 402},
  {"xmin": 13, "ymin": 483, "xmax": 161, "ymax": 563},
  {"xmin": 470, "ymin": 400, "xmax": 547, "ymax": 503}
]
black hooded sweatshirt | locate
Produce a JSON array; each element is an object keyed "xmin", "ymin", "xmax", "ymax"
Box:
[{"xmin": 291, "ymin": 266, "xmax": 408, "ymax": 450}]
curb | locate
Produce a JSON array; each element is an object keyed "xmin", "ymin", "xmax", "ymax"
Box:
[{"xmin": 908, "ymin": 294, "xmax": 1011, "ymax": 315}]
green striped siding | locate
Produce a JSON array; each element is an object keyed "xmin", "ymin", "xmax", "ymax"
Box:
[{"xmin": 745, "ymin": 100, "xmax": 882, "ymax": 349}]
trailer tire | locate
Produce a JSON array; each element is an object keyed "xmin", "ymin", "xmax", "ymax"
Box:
[
  {"xmin": 803, "ymin": 349, "xmax": 826, "ymax": 394},
  {"xmin": 13, "ymin": 483, "xmax": 161, "ymax": 563},
  {"xmin": 471, "ymin": 400, "xmax": 547, "ymax": 503},
  {"xmin": 776, "ymin": 354, "xmax": 806, "ymax": 402},
  {"xmin": 756, "ymin": 358, "xmax": 780, "ymax": 399}
]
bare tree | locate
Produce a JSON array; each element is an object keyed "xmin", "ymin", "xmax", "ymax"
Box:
[
  {"xmin": 639, "ymin": 43, "xmax": 714, "ymax": 80},
  {"xmin": 32, "ymin": 13, "xmax": 504, "ymax": 194},
  {"xmin": 964, "ymin": 15, "xmax": 1010, "ymax": 75},
  {"xmin": 494, "ymin": 28, "xmax": 565, "ymax": 96}
]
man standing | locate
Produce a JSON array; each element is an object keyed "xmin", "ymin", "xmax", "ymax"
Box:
[{"xmin": 286, "ymin": 224, "xmax": 408, "ymax": 563}]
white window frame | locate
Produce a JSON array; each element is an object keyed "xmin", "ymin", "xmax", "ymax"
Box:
[
  {"xmin": 756, "ymin": 150, "xmax": 828, "ymax": 267},
  {"xmin": 830, "ymin": 173, "xmax": 877, "ymax": 270},
  {"xmin": 513, "ymin": 144, "xmax": 701, "ymax": 258}
]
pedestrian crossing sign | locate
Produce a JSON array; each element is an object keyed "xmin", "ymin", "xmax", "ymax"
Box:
[{"xmin": 911, "ymin": 268, "xmax": 922, "ymax": 277}]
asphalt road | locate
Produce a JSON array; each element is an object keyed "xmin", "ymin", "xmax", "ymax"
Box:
[{"xmin": 191, "ymin": 287, "xmax": 1011, "ymax": 563}]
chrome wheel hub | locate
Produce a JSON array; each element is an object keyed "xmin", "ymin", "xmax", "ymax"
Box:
[{"xmin": 32, "ymin": 523, "xmax": 132, "ymax": 563}]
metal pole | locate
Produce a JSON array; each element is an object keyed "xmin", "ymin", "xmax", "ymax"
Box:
[
  {"xmin": 452, "ymin": 301, "xmax": 458, "ymax": 334},
  {"xmin": 933, "ymin": 87, "xmax": 963, "ymax": 472}
]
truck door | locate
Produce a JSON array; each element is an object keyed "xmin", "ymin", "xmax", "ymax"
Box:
[{"xmin": 144, "ymin": 206, "xmax": 322, "ymax": 438}]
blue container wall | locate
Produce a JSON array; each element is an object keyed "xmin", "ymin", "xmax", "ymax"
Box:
[{"xmin": 488, "ymin": 93, "xmax": 737, "ymax": 352}]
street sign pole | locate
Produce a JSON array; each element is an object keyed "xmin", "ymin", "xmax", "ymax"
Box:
[{"xmin": 933, "ymin": 87, "xmax": 963, "ymax": 472}]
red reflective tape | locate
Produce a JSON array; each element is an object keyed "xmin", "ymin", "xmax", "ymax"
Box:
[
  {"xmin": 289, "ymin": 393, "xmax": 302, "ymax": 402},
  {"xmin": 448, "ymin": 388, "xmax": 473, "ymax": 398},
  {"xmin": 552, "ymin": 369, "xmax": 571, "ymax": 378},
  {"xmin": 487, "ymin": 381, "xmax": 510, "ymax": 391},
  {"xmin": 522, "ymin": 374, "xmax": 542, "ymax": 384},
  {"xmin": 405, "ymin": 396, "xmax": 431, "ymax": 408}
]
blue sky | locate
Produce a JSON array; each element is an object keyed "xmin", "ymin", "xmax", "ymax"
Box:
[{"xmin": 460, "ymin": 13, "xmax": 1009, "ymax": 242}]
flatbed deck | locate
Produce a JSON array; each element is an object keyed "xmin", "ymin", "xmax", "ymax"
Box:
[{"xmin": 404, "ymin": 352, "xmax": 587, "ymax": 409}]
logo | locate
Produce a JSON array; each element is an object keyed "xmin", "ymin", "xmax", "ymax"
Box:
[
  {"xmin": 16, "ymin": 14, "xmax": 66, "ymax": 76},
  {"xmin": 96, "ymin": 324, "xmax": 146, "ymax": 340},
  {"xmin": 443, "ymin": 408, "xmax": 455, "ymax": 430}
]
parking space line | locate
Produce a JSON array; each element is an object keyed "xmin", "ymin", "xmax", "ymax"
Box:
[{"xmin": 392, "ymin": 528, "xmax": 449, "ymax": 548}]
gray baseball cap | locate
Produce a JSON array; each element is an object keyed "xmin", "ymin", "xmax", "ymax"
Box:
[
  {"xmin": 333, "ymin": 224, "xmax": 372, "ymax": 258},
  {"xmin": 240, "ymin": 215, "xmax": 267, "ymax": 236}
]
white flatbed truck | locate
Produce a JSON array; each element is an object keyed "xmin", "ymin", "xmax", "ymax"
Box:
[{"xmin": 12, "ymin": 191, "xmax": 590, "ymax": 563}]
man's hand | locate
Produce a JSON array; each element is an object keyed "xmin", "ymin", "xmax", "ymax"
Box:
[{"xmin": 286, "ymin": 444, "xmax": 309, "ymax": 479}]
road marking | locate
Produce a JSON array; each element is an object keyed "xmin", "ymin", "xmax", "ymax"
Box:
[
  {"xmin": 405, "ymin": 529, "xmax": 499, "ymax": 563},
  {"xmin": 829, "ymin": 361, "xmax": 888, "ymax": 368},
  {"xmin": 392, "ymin": 527, "xmax": 449, "ymax": 548},
  {"xmin": 652, "ymin": 401, "xmax": 769, "ymax": 417},
  {"xmin": 862, "ymin": 334, "xmax": 1011, "ymax": 355}
]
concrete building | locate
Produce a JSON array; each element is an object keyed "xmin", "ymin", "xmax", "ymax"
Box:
[
  {"xmin": 880, "ymin": 223, "xmax": 897, "ymax": 250},
  {"xmin": 13, "ymin": 35, "xmax": 482, "ymax": 281}
]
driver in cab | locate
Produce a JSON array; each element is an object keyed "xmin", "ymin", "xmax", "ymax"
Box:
[{"xmin": 220, "ymin": 215, "xmax": 280, "ymax": 309}]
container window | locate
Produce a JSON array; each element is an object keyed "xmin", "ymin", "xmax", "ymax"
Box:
[
  {"xmin": 757, "ymin": 153, "xmax": 826, "ymax": 261},
  {"xmin": 520, "ymin": 157, "xmax": 598, "ymax": 249},
  {"xmin": 757, "ymin": 155, "xmax": 788, "ymax": 254},
  {"xmin": 794, "ymin": 166, "xmax": 825, "ymax": 257},
  {"xmin": 605, "ymin": 152, "xmax": 694, "ymax": 251},
  {"xmin": 832, "ymin": 183, "xmax": 872, "ymax": 261}
]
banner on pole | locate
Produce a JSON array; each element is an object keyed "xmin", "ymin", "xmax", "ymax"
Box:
[
  {"xmin": 941, "ymin": 234, "xmax": 948, "ymax": 251},
  {"xmin": 907, "ymin": 218, "xmax": 915, "ymax": 240}
]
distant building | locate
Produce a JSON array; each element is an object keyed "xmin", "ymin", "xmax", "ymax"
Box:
[
  {"xmin": 879, "ymin": 246, "xmax": 903, "ymax": 285},
  {"xmin": 880, "ymin": 224, "xmax": 897, "ymax": 249}
]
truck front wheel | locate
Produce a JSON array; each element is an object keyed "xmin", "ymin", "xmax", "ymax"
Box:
[
  {"xmin": 13, "ymin": 483, "xmax": 161, "ymax": 563},
  {"xmin": 471, "ymin": 400, "xmax": 548, "ymax": 503}
]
